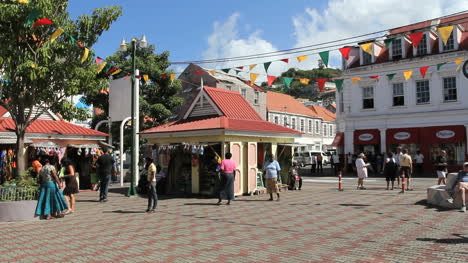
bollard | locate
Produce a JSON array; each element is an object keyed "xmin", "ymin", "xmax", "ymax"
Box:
[
  {"xmin": 338, "ymin": 170, "xmax": 344, "ymax": 191},
  {"xmin": 400, "ymin": 170, "xmax": 406, "ymax": 193}
]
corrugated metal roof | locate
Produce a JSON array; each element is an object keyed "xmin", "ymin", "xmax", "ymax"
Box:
[
  {"xmin": 308, "ymin": 105, "xmax": 336, "ymax": 122},
  {"xmin": 267, "ymin": 91, "xmax": 319, "ymax": 117},
  {"xmin": 204, "ymin": 86, "xmax": 263, "ymax": 120}
]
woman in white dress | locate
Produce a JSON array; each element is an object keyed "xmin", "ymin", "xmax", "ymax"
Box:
[{"xmin": 356, "ymin": 153, "xmax": 370, "ymax": 190}]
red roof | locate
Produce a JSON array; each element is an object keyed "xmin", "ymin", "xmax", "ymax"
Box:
[
  {"xmin": 0, "ymin": 118, "xmax": 107, "ymax": 136},
  {"xmin": 308, "ymin": 105, "xmax": 336, "ymax": 122},
  {"xmin": 204, "ymin": 86, "xmax": 262, "ymax": 120},
  {"xmin": 267, "ymin": 91, "xmax": 319, "ymax": 118},
  {"xmin": 389, "ymin": 13, "xmax": 468, "ymax": 35}
]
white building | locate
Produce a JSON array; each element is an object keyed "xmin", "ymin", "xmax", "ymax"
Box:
[{"xmin": 336, "ymin": 13, "xmax": 468, "ymax": 173}]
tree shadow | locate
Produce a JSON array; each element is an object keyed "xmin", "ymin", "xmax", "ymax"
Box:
[
  {"xmin": 102, "ymin": 210, "xmax": 146, "ymax": 214},
  {"xmin": 416, "ymin": 234, "xmax": 468, "ymax": 244},
  {"xmin": 183, "ymin": 203, "xmax": 220, "ymax": 206},
  {"xmin": 76, "ymin": 200, "xmax": 100, "ymax": 203},
  {"xmin": 338, "ymin": 204, "xmax": 371, "ymax": 207}
]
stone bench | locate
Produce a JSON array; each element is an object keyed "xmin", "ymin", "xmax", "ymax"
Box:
[{"xmin": 427, "ymin": 173, "xmax": 463, "ymax": 209}]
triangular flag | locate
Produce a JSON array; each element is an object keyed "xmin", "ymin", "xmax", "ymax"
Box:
[
  {"xmin": 249, "ymin": 64, "xmax": 257, "ymax": 71},
  {"xmin": 106, "ymin": 67, "xmax": 118, "ymax": 75},
  {"xmin": 454, "ymin": 58, "xmax": 464, "ymax": 71},
  {"xmin": 77, "ymin": 41, "xmax": 84, "ymax": 48},
  {"xmin": 419, "ymin": 66, "xmax": 429, "ymax": 78},
  {"xmin": 96, "ymin": 61, "xmax": 107, "ymax": 73},
  {"xmin": 280, "ymin": 58, "xmax": 289, "ymax": 63},
  {"xmin": 360, "ymin": 43, "xmax": 373, "ymax": 55},
  {"xmin": 111, "ymin": 69, "xmax": 122, "ymax": 76},
  {"xmin": 124, "ymin": 73, "xmax": 131, "ymax": 79},
  {"xmin": 299, "ymin": 78, "xmax": 310, "ymax": 85},
  {"xmin": 221, "ymin": 68, "xmax": 230, "ymax": 73},
  {"xmin": 236, "ymin": 66, "xmax": 244, "ymax": 70},
  {"xmin": 263, "ymin": 62, "xmax": 272, "ymax": 73},
  {"xmin": 143, "ymin": 74, "xmax": 149, "ymax": 83},
  {"xmin": 18, "ymin": 0, "xmax": 29, "ymax": 3},
  {"xmin": 351, "ymin": 77, "xmax": 361, "ymax": 85},
  {"xmin": 333, "ymin": 79, "xmax": 344, "ymax": 92},
  {"xmin": 102, "ymin": 64, "xmax": 111, "ymax": 74},
  {"xmin": 69, "ymin": 35, "xmax": 76, "ymax": 44},
  {"xmin": 339, "ymin": 47, "xmax": 351, "ymax": 60},
  {"xmin": 209, "ymin": 69, "xmax": 216, "ymax": 75},
  {"xmin": 387, "ymin": 73, "xmax": 396, "ymax": 81},
  {"xmin": 384, "ymin": 38, "xmax": 394, "ymax": 49},
  {"xmin": 403, "ymin": 70, "xmax": 413, "ymax": 80},
  {"xmin": 250, "ymin": 73, "xmax": 259, "ymax": 84},
  {"xmin": 297, "ymin": 56, "xmax": 307, "ymax": 62},
  {"xmin": 195, "ymin": 71, "xmax": 203, "ymax": 75},
  {"xmin": 317, "ymin": 79, "xmax": 327, "ymax": 92},
  {"xmin": 26, "ymin": 8, "xmax": 41, "ymax": 27},
  {"xmin": 409, "ymin": 32, "xmax": 424, "ymax": 48},
  {"xmin": 50, "ymin": 28, "xmax": 64, "ymax": 42},
  {"xmin": 161, "ymin": 73, "xmax": 167, "ymax": 79},
  {"xmin": 32, "ymin": 18, "xmax": 53, "ymax": 28},
  {"xmin": 369, "ymin": 75, "xmax": 379, "ymax": 81},
  {"xmin": 80, "ymin": 48, "xmax": 89, "ymax": 64},
  {"xmin": 438, "ymin": 25, "xmax": 454, "ymax": 45},
  {"xmin": 234, "ymin": 69, "xmax": 241, "ymax": 75},
  {"xmin": 283, "ymin": 77, "xmax": 293, "ymax": 89},
  {"xmin": 267, "ymin": 75, "xmax": 277, "ymax": 86},
  {"xmin": 170, "ymin": 73, "xmax": 177, "ymax": 81},
  {"xmin": 437, "ymin": 63, "xmax": 446, "ymax": 71},
  {"xmin": 96, "ymin": 57, "xmax": 102, "ymax": 65},
  {"xmin": 319, "ymin": 51, "xmax": 329, "ymax": 67}
]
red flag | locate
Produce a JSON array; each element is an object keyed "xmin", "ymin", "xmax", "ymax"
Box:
[
  {"xmin": 32, "ymin": 18, "xmax": 53, "ymax": 28},
  {"xmin": 280, "ymin": 58, "xmax": 289, "ymax": 63},
  {"xmin": 77, "ymin": 41, "xmax": 84, "ymax": 47},
  {"xmin": 369, "ymin": 75, "xmax": 379, "ymax": 81},
  {"xmin": 96, "ymin": 57, "xmax": 102, "ymax": 65},
  {"xmin": 409, "ymin": 32, "xmax": 424, "ymax": 48},
  {"xmin": 161, "ymin": 73, "xmax": 167, "ymax": 78},
  {"xmin": 236, "ymin": 66, "xmax": 244, "ymax": 70},
  {"xmin": 267, "ymin": 75, "xmax": 277, "ymax": 86},
  {"xmin": 339, "ymin": 47, "xmax": 351, "ymax": 60},
  {"xmin": 419, "ymin": 66, "xmax": 429, "ymax": 78},
  {"xmin": 195, "ymin": 71, "xmax": 203, "ymax": 75},
  {"xmin": 124, "ymin": 73, "xmax": 131, "ymax": 79},
  {"xmin": 317, "ymin": 78, "xmax": 327, "ymax": 93},
  {"xmin": 106, "ymin": 67, "xmax": 117, "ymax": 75}
]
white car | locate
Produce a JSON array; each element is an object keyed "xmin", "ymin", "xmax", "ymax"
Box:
[{"xmin": 293, "ymin": 151, "xmax": 330, "ymax": 167}]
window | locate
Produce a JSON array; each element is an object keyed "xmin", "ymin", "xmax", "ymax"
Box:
[
  {"xmin": 362, "ymin": 51, "xmax": 372, "ymax": 65},
  {"xmin": 442, "ymin": 32, "xmax": 455, "ymax": 51},
  {"xmin": 443, "ymin": 77, "xmax": 457, "ymax": 102},
  {"xmin": 226, "ymin": 85, "xmax": 232, "ymax": 91},
  {"xmin": 329, "ymin": 125, "xmax": 333, "ymax": 136},
  {"xmin": 292, "ymin": 118, "xmax": 296, "ymax": 130},
  {"xmin": 241, "ymin": 89, "xmax": 246, "ymax": 98},
  {"xmin": 416, "ymin": 80, "xmax": 430, "ymax": 104},
  {"xmin": 323, "ymin": 124, "xmax": 327, "ymax": 136},
  {"xmin": 300, "ymin": 119, "xmax": 304, "ymax": 132},
  {"xmin": 392, "ymin": 83, "xmax": 404, "ymax": 106},
  {"xmin": 254, "ymin": 91, "xmax": 259, "ymax": 104},
  {"xmin": 392, "ymin": 39, "xmax": 402, "ymax": 59},
  {"xmin": 430, "ymin": 142, "xmax": 466, "ymax": 165},
  {"xmin": 315, "ymin": 121, "xmax": 320, "ymax": 134},
  {"xmin": 416, "ymin": 33, "xmax": 427, "ymax": 56},
  {"xmin": 362, "ymin": 87, "xmax": 374, "ymax": 109},
  {"xmin": 274, "ymin": 116, "xmax": 279, "ymax": 124},
  {"xmin": 283, "ymin": 117, "xmax": 288, "ymax": 127},
  {"xmin": 308, "ymin": 120, "xmax": 312, "ymax": 133},
  {"xmin": 339, "ymin": 93, "xmax": 344, "ymax": 113}
]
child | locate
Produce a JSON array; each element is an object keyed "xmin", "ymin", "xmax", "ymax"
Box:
[{"xmin": 289, "ymin": 161, "xmax": 302, "ymax": 190}]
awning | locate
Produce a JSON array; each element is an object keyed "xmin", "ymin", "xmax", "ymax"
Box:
[
  {"xmin": 0, "ymin": 138, "xmax": 32, "ymax": 144},
  {"xmin": 331, "ymin": 132, "xmax": 344, "ymax": 147},
  {"xmin": 68, "ymin": 144, "xmax": 100, "ymax": 149},
  {"xmin": 31, "ymin": 141, "xmax": 59, "ymax": 148}
]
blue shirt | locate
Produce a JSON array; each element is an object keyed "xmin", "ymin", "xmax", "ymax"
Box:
[
  {"xmin": 264, "ymin": 161, "xmax": 281, "ymax": 179},
  {"xmin": 461, "ymin": 172, "xmax": 468, "ymax": 182}
]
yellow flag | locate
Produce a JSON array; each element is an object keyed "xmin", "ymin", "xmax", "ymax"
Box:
[
  {"xmin": 50, "ymin": 28, "xmax": 64, "ymax": 42},
  {"xmin": 80, "ymin": 48, "xmax": 89, "ymax": 64},
  {"xmin": 143, "ymin": 74, "xmax": 149, "ymax": 83},
  {"xmin": 249, "ymin": 64, "xmax": 257, "ymax": 70},
  {"xmin": 454, "ymin": 57, "xmax": 464, "ymax": 71},
  {"xmin": 250, "ymin": 73, "xmax": 259, "ymax": 84},
  {"xmin": 209, "ymin": 69, "xmax": 216, "ymax": 75},
  {"xmin": 351, "ymin": 77, "xmax": 361, "ymax": 85},
  {"xmin": 403, "ymin": 70, "xmax": 413, "ymax": 80},
  {"xmin": 170, "ymin": 73, "xmax": 176, "ymax": 81},
  {"xmin": 18, "ymin": 0, "xmax": 29, "ymax": 3},
  {"xmin": 297, "ymin": 56, "xmax": 308, "ymax": 62},
  {"xmin": 299, "ymin": 78, "xmax": 310, "ymax": 85},
  {"xmin": 438, "ymin": 25, "xmax": 454, "ymax": 45},
  {"xmin": 360, "ymin": 42, "xmax": 373, "ymax": 55},
  {"xmin": 96, "ymin": 61, "xmax": 107, "ymax": 73},
  {"xmin": 111, "ymin": 69, "xmax": 122, "ymax": 76}
]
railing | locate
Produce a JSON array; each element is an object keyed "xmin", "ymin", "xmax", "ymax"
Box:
[{"xmin": 0, "ymin": 187, "xmax": 39, "ymax": 202}]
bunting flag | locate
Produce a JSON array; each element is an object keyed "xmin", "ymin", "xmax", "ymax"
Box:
[
  {"xmin": 339, "ymin": 47, "xmax": 351, "ymax": 60},
  {"xmin": 80, "ymin": 48, "xmax": 89, "ymax": 63},
  {"xmin": 351, "ymin": 77, "xmax": 361, "ymax": 85},
  {"xmin": 143, "ymin": 74, "xmax": 149, "ymax": 83},
  {"xmin": 283, "ymin": 77, "xmax": 293, "ymax": 89},
  {"xmin": 161, "ymin": 73, "xmax": 167, "ymax": 79},
  {"xmin": 384, "ymin": 38, "xmax": 394, "ymax": 49},
  {"xmin": 333, "ymin": 79, "xmax": 344, "ymax": 92},
  {"xmin": 403, "ymin": 70, "xmax": 413, "ymax": 80},
  {"xmin": 195, "ymin": 70, "xmax": 203, "ymax": 75},
  {"xmin": 96, "ymin": 57, "xmax": 102, "ymax": 65},
  {"xmin": 234, "ymin": 69, "xmax": 241, "ymax": 75},
  {"xmin": 26, "ymin": 8, "xmax": 41, "ymax": 27},
  {"xmin": 77, "ymin": 42, "xmax": 84, "ymax": 48},
  {"xmin": 438, "ymin": 25, "xmax": 454, "ymax": 45},
  {"xmin": 18, "ymin": 0, "xmax": 29, "ymax": 3},
  {"xmin": 319, "ymin": 51, "xmax": 329, "ymax": 67},
  {"xmin": 170, "ymin": 73, "xmax": 177, "ymax": 81},
  {"xmin": 317, "ymin": 78, "xmax": 327, "ymax": 93},
  {"xmin": 263, "ymin": 62, "xmax": 272, "ymax": 73},
  {"xmin": 419, "ymin": 66, "xmax": 429, "ymax": 78},
  {"xmin": 50, "ymin": 27, "xmax": 64, "ymax": 42},
  {"xmin": 106, "ymin": 67, "xmax": 118, "ymax": 75},
  {"xmin": 124, "ymin": 73, "xmax": 131, "ymax": 79},
  {"xmin": 110, "ymin": 68, "xmax": 122, "ymax": 76},
  {"xmin": 387, "ymin": 73, "xmax": 396, "ymax": 81},
  {"xmin": 96, "ymin": 61, "xmax": 107, "ymax": 73},
  {"xmin": 281, "ymin": 58, "xmax": 289, "ymax": 63},
  {"xmin": 221, "ymin": 68, "xmax": 230, "ymax": 73},
  {"xmin": 249, "ymin": 64, "xmax": 257, "ymax": 71},
  {"xmin": 369, "ymin": 75, "xmax": 379, "ymax": 81},
  {"xmin": 236, "ymin": 66, "xmax": 244, "ymax": 70},
  {"xmin": 360, "ymin": 43, "xmax": 373, "ymax": 55},
  {"xmin": 454, "ymin": 58, "xmax": 464, "ymax": 71},
  {"xmin": 409, "ymin": 32, "xmax": 424, "ymax": 48},
  {"xmin": 250, "ymin": 73, "xmax": 259, "ymax": 84},
  {"xmin": 32, "ymin": 18, "xmax": 53, "ymax": 28},
  {"xmin": 299, "ymin": 78, "xmax": 310, "ymax": 85},
  {"xmin": 267, "ymin": 75, "xmax": 277, "ymax": 86},
  {"xmin": 437, "ymin": 62, "xmax": 446, "ymax": 71},
  {"xmin": 69, "ymin": 35, "xmax": 76, "ymax": 44},
  {"xmin": 209, "ymin": 69, "xmax": 215, "ymax": 75},
  {"xmin": 297, "ymin": 56, "xmax": 307, "ymax": 62}
]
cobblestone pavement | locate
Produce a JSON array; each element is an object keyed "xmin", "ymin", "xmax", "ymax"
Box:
[{"xmin": 0, "ymin": 178, "xmax": 467, "ymax": 263}]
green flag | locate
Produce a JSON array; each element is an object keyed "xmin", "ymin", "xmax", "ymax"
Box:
[
  {"xmin": 384, "ymin": 38, "xmax": 394, "ymax": 49},
  {"xmin": 263, "ymin": 62, "xmax": 272, "ymax": 73},
  {"xmin": 386, "ymin": 73, "xmax": 396, "ymax": 81},
  {"xmin": 437, "ymin": 63, "xmax": 446, "ymax": 71},
  {"xmin": 25, "ymin": 8, "xmax": 42, "ymax": 27},
  {"xmin": 282, "ymin": 77, "xmax": 293, "ymax": 89},
  {"xmin": 234, "ymin": 69, "xmax": 241, "ymax": 75},
  {"xmin": 333, "ymin": 79, "xmax": 344, "ymax": 92},
  {"xmin": 319, "ymin": 51, "xmax": 329, "ymax": 67},
  {"xmin": 69, "ymin": 35, "xmax": 76, "ymax": 44},
  {"xmin": 221, "ymin": 68, "xmax": 230, "ymax": 73}
]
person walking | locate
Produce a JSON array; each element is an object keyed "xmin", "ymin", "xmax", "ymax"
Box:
[
  {"xmin": 347, "ymin": 153, "xmax": 353, "ymax": 173},
  {"xmin": 399, "ymin": 149, "xmax": 413, "ymax": 190},
  {"xmin": 446, "ymin": 162, "xmax": 468, "ymax": 212},
  {"xmin": 394, "ymin": 147, "xmax": 403, "ymax": 188},
  {"xmin": 317, "ymin": 154, "xmax": 323, "ymax": 173},
  {"xmin": 35, "ymin": 157, "xmax": 68, "ymax": 220},
  {"xmin": 332, "ymin": 153, "xmax": 341, "ymax": 175},
  {"xmin": 217, "ymin": 153, "xmax": 236, "ymax": 205},
  {"xmin": 414, "ymin": 151, "xmax": 424, "ymax": 176},
  {"xmin": 311, "ymin": 154, "xmax": 317, "ymax": 174},
  {"xmin": 435, "ymin": 150, "xmax": 448, "ymax": 185},
  {"xmin": 96, "ymin": 148, "xmax": 115, "ymax": 202},
  {"xmin": 61, "ymin": 158, "xmax": 78, "ymax": 214},
  {"xmin": 263, "ymin": 154, "xmax": 281, "ymax": 201},
  {"xmin": 383, "ymin": 153, "xmax": 398, "ymax": 190},
  {"xmin": 355, "ymin": 153, "xmax": 370, "ymax": 190},
  {"xmin": 145, "ymin": 157, "xmax": 158, "ymax": 213}
]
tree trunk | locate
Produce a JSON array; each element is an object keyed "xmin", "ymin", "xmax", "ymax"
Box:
[{"xmin": 15, "ymin": 130, "xmax": 26, "ymax": 177}]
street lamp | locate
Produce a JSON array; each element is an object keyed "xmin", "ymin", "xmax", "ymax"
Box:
[{"xmin": 119, "ymin": 35, "xmax": 147, "ymax": 196}]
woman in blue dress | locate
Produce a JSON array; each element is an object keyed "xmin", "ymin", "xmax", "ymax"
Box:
[{"xmin": 35, "ymin": 157, "xmax": 68, "ymax": 220}]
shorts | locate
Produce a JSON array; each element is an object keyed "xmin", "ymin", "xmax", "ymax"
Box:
[
  {"xmin": 400, "ymin": 166, "xmax": 411, "ymax": 178},
  {"xmin": 437, "ymin": 171, "xmax": 446, "ymax": 178}
]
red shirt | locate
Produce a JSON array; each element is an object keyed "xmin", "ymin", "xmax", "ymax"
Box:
[{"xmin": 220, "ymin": 159, "xmax": 236, "ymax": 173}]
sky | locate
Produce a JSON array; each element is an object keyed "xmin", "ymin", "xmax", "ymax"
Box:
[{"xmin": 68, "ymin": 0, "xmax": 468, "ymax": 81}]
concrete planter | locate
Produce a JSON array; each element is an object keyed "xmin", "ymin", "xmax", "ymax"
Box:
[{"xmin": 0, "ymin": 200, "xmax": 39, "ymax": 222}]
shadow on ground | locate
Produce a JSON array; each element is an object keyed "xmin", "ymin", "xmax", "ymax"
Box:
[
  {"xmin": 414, "ymin": 199, "xmax": 454, "ymax": 212},
  {"xmin": 416, "ymin": 234, "xmax": 468, "ymax": 244}
]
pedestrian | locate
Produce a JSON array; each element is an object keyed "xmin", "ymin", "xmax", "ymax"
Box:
[
  {"xmin": 376, "ymin": 153, "xmax": 384, "ymax": 174},
  {"xmin": 332, "ymin": 153, "xmax": 341, "ymax": 175},
  {"xmin": 31, "ymin": 156, "xmax": 43, "ymax": 178},
  {"xmin": 317, "ymin": 154, "xmax": 323, "ymax": 173},
  {"xmin": 96, "ymin": 148, "xmax": 115, "ymax": 202},
  {"xmin": 355, "ymin": 153, "xmax": 370, "ymax": 190},
  {"xmin": 35, "ymin": 157, "xmax": 68, "ymax": 220},
  {"xmin": 145, "ymin": 157, "xmax": 158, "ymax": 213},
  {"xmin": 394, "ymin": 147, "xmax": 403, "ymax": 188},
  {"xmin": 399, "ymin": 149, "xmax": 413, "ymax": 190},
  {"xmin": 61, "ymin": 158, "xmax": 79, "ymax": 214},
  {"xmin": 289, "ymin": 161, "xmax": 302, "ymax": 190},
  {"xmin": 435, "ymin": 150, "xmax": 448, "ymax": 185},
  {"xmin": 414, "ymin": 150, "xmax": 424, "ymax": 176},
  {"xmin": 347, "ymin": 152, "xmax": 353, "ymax": 173},
  {"xmin": 446, "ymin": 162, "xmax": 468, "ymax": 212},
  {"xmin": 311, "ymin": 154, "xmax": 317, "ymax": 174},
  {"xmin": 263, "ymin": 154, "xmax": 281, "ymax": 201},
  {"xmin": 217, "ymin": 152, "xmax": 236, "ymax": 205},
  {"xmin": 383, "ymin": 153, "xmax": 398, "ymax": 190}
]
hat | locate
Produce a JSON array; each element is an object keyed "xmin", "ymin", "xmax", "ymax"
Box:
[
  {"xmin": 358, "ymin": 153, "xmax": 365, "ymax": 158},
  {"xmin": 464, "ymin": 162, "xmax": 468, "ymax": 167}
]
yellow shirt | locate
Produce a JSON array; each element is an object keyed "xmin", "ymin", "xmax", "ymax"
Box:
[
  {"xmin": 147, "ymin": 163, "xmax": 157, "ymax": 182},
  {"xmin": 399, "ymin": 154, "xmax": 412, "ymax": 167}
]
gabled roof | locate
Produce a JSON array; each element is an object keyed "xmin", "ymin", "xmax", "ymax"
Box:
[
  {"xmin": 204, "ymin": 86, "xmax": 262, "ymax": 120},
  {"xmin": 0, "ymin": 118, "xmax": 107, "ymax": 136},
  {"xmin": 267, "ymin": 91, "xmax": 319, "ymax": 118},
  {"xmin": 308, "ymin": 105, "xmax": 336, "ymax": 122},
  {"xmin": 389, "ymin": 13, "xmax": 468, "ymax": 35}
]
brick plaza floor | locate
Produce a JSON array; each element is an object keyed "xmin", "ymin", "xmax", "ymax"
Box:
[{"xmin": 0, "ymin": 178, "xmax": 466, "ymax": 262}]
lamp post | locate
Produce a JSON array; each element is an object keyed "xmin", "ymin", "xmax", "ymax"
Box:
[{"xmin": 119, "ymin": 35, "xmax": 147, "ymax": 196}]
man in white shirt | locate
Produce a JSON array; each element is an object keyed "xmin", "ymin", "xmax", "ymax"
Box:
[
  {"xmin": 310, "ymin": 154, "xmax": 317, "ymax": 174},
  {"xmin": 414, "ymin": 151, "xmax": 424, "ymax": 176},
  {"xmin": 332, "ymin": 153, "xmax": 341, "ymax": 174},
  {"xmin": 394, "ymin": 147, "xmax": 402, "ymax": 188}
]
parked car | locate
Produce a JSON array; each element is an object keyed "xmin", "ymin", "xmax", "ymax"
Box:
[{"xmin": 293, "ymin": 151, "xmax": 330, "ymax": 166}]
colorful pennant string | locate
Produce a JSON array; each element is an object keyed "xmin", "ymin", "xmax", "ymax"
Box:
[
  {"xmin": 267, "ymin": 75, "xmax": 277, "ymax": 86},
  {"xmin": 263, "ymin": 62, "xmax": 272, "ymax": 73},
  {"xmin": 437, "ymin": 63, "xmax": 446, "ymax": 71},
  {"xmin": 316, "ymin": 79, "xmax": 327, "ymax": 93},
  {"xmin": 297, "ymin": 56, "xmax": 307, "ymax": 62},
  {"xmin": 351, "ymin": 77, "xmax": 361, "ymax": 85},
  {"xmin": 32, "ymin": 18, "xmax": 53, "ymax": 28},
  {"xmin": 281, "ymin": 58, "xmax": 289, "ymax": 63},
  {"xmin": 170, "ymin": 73, "xmax": 177, "ymax": 81},
  {"xmin": 96, "ymin": 61, "xmax": 107, "ymax": 73},
  {"xmin": 50, "ymin": 28, "xmax": 64, "ymax": 42},
  {"xmin": 299, "ymin": 78, "xmax": 310, "ymax": 85},
  {"xmin": 143, "ymin": 75, "xmax": 149, "ymax": 83},
  {"xmin": 438, "ymin": 25, "xmax": 454, "ymax": 45},
  {"xmin": 387, "ymin": 73, "xmax": 396, "ymax": 81},
  {"xmin": 403, "ymin": 70, "xmax": 413, "ymax": 80},
  {"xmin": 339, "ymin": 47, "xmax": 351, "ymax": 60},
  {"xmin": 333, "ymin": 79, "xmax": 344, "ymax": 92},
  {"xmin": 369, "ymin": 75, "xmax": 379, "ymax": 81},
  {"xmin": 384, "ymin": 38, "xmax": 394, "ymax": 49},
  {"xmin": 80, "ymin": 48, "xmax": 89, "ymax": 64},
  {"xmin": 249, "ymin": 64, "xmax": 257, "ymax": 71},
  {"xmin": 319, "ymin": 51, "xmax": 329, "ymax": 67},
  {"xmin": 409, "ymin": 32, "xmax": 424, "ymax": 48},
  {"xmin": 221, "ymin": 68, "xmax": 230, "ymax": 73},
  {"xmin": 360, "ymin": 43, "xmax": 373, "ymax": 55},
  {"xmin": 454, "ymin": 57, "xmax": 464, "ymax": 71},
  {"xmin": 283, "ymin": 77, "xmax": 293, "ymax": 89},
  {"xmin": 26, "ymin": 8, "xmax": 41, "ymax": 27},
  {"xmin": 250, "ymin": 73, "xmax": 259, "ymax": 84},
  {"xmin": 419, "ymin": 66, "xmax": 429, "ymax": 78},
  {"xmin": 110, "ymin": 68, "xmax": 122, "ymax": 76}
]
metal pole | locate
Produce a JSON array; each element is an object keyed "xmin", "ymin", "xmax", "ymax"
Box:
[
  {"xmin": 120, "ymin": 117, "xmax": 132, "ymax": 187},
  {"xmin": 108, "ymin": 117, "xmax": 112, "ymax": 146},
  {"xmin": 135, "ymin": 69, "xmax": 140, "ymax": 186},
  {"xmin": 127, "ymin": 39, "xmax": 137, "ymax": 196}
]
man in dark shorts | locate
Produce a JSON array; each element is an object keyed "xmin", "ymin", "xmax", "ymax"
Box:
[
  {"xmin": 435, "ymin": 150, "xmax": 448, "ymax": 185},
  {"xmin": 96, "ymin": 148, "xmax": 115, "ymax": 202}
]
